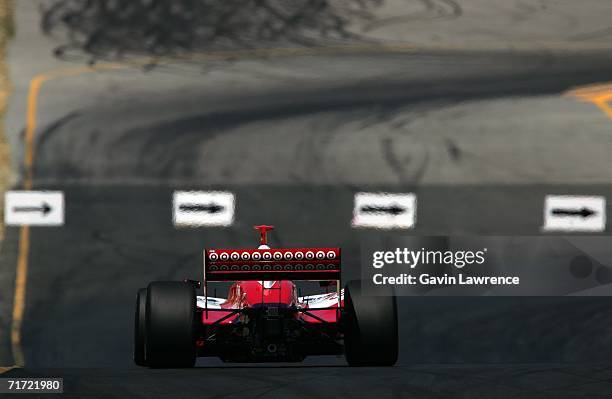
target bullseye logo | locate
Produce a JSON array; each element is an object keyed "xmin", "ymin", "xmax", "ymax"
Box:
[{"xmin": 205, "ymin": 247, "xmax": 340, "ymax": 276}]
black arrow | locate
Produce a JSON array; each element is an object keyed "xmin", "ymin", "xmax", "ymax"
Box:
[
  {"xmin": 551, "ymin": 207, "xmax": 596, "ymax": 218},
  {"xmin": 179, "ymin": 203, "xmax": 224, "ymax": 213},
  {"xmin": 360, "ymin": 204, "xmax": 405, "ymax": 215},
  {"xmin": 13, "ymin": 202, "xmax": 52, "ymax": 216}
]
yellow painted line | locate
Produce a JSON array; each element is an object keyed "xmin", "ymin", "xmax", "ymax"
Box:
[
  {"xmin": 10, "ymin": 63, "xmax": 122, "ymax": 368},
  {"xmin": 0, "ymin": 366, "xmax": 15, "ymax": 374},
  {"xmin": 10, "ymin": 226, "xmax": 29, "ymax": 366},
  {"xmin": 566, "ymin": 82, "xmax": 612, "ymax": 119}
]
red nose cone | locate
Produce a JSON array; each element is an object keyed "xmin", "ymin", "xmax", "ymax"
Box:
[{"xmin": 254, "ymin": 225, "xmax": 274, "ymax": 246}]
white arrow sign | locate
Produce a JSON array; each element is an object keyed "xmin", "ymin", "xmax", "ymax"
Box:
[
  {"xmin": 542, "ymin": 195, "xmax": 606, "ymax": 232},
  {"xmin": 4, "ymin": 191, "xmax": 64, "ymax": 226},
  {"xmin": 173, "ymin": 191, "xmax": 235, "ymax": 227},
  {"xmin": 352, "ymin": 192, "xmax": 417, "ymax": 229}
]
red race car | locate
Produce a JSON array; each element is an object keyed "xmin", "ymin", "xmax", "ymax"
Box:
[{"xmin": 134, "ymin": 225, "xmax": 397, "ymax": 367}]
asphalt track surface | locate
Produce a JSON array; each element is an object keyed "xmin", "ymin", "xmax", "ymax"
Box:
[
  {"xmin": 4, "ymin": 49, "xmax": 612, "ymax": 398},
  {"xmin": 6, "ymin": 364, "xmax": 612, "ymax": 399}
]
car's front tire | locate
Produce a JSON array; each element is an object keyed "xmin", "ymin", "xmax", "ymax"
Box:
[
  {"xmin": 343, "ymin": 280, "xmax": 398, "ymax": 366},
  {"xmin": 134, "ymin": 288, "xmax": 148, "ymax": 366},
  {"xmin": 145, "ymin": 281, "xmax": 196, "ymax": 368}
]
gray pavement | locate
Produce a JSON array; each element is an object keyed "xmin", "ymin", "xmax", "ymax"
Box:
[
  {"xmin": 358, "ymin": 0, "xmax": 612, "ymax": 50},
  {"xmin": 6, "ymin": 364, "xmax": 612, "ymax": 399}
]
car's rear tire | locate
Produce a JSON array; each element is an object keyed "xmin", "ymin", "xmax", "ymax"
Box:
[
  {"xmin": 134, "ymin": 288, "xmax": 148, "ymax": 366},
  {"xmin": 145, "ymin": 281, "xmax": 196, "ymax": 368},
  {"xmin": 343, "ymin": 280, "xmax": 398, "ymax": 366}
]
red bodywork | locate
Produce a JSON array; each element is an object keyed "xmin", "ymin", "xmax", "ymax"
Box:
[
  {"xmin": 194, "ymin": 226, "xmax": 344, "ymax": 362},
  {"xmin": 201, "ymin": 280, "xmax": 342, "ymax": 325}
]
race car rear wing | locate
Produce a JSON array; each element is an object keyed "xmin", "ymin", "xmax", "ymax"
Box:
[{"xmin": 203, "ymin": 248, "xmax": 341, "ymax": 282}]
